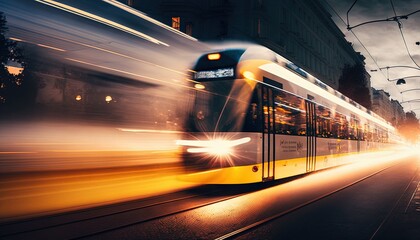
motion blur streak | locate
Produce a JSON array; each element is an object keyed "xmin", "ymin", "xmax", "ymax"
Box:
[
  {"xmin": 117, "ymin": 128, "xmax": 182, "ymax": 134},
  {"xmin": 12, "ymin": 32, "xmax": 187, "ymax": 76},
  {"xmin": 103, "ymin": 0, "xmax": 197, "ymax": 42},
  {"xmin": 0, "ymin": 121, "xmax": 196, "ymax": 219},
  {"xmin": 35, "ymin": 0, "xmax": 170, "ymax": 46},
  {"xmin": 0, "ymin": 167, "xmax": 198, "ymax": 220},
  {"xmin": 8, "ymin": 37, "xmax": 67, "ymax": 52},
  {"xmin": 65, "ymin": 57, "xmax": 188, "ymax": 88},
  {"xmin": 36, "ymin": 43, "xmax": 66, "ymax": 52}
]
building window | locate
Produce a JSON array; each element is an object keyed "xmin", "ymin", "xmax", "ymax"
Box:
[
  {"xmin": 186, "ymin": 22, "xmax": 193, "ymax": 36},
  {"xmin": 127, "ymin": 0, "xmax": 133, "ymax": 6},
  {"xmin": 172, "ymin": 17, "xmax": 180, "ymax": 30}
]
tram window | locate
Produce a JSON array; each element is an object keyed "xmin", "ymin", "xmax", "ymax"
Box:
[
  {"xmin": 243, "ymin": 88, "xmax": 262, "ymax": 132},
  {"xmin": 332, "ymin": 112, "xmax": 349, "ymax": 139},
  {"xmin": 273, "ymin": 90, "xmax": 306, "ymax": 135},
  {"xmin": 189, "ymin": 79, "xmax": 260, "ymax": 132},
  {"xmin": 365, "ymin": 124, "xmax": 373, "ymax": 142},
  {"xmin": 348, "ymin": 115, "xmax": 358, "ymax": 140},
  {"xmin": 316, "ymin": 105, "xmax": 332, "ymax": 138},
  {"xmin": 373, "ymin": 127, "xmax": 379, "ymax": 142}
]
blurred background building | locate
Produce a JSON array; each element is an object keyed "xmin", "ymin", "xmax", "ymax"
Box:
[
  {"xmin": 371, "ymin": 88, "xmax": 405, "ymax": 125},
  {"xmin": 121, "ymin": 0, "xmax": 370, "ymax": 92}
]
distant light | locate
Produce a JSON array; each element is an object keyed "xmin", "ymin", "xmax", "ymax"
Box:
[
  {"xmin": 9, "ymin": 37, "xmax": 23, "ymax": 42},
  {"xmin": 194, "ymin": 83, "xmax": 205, "ymax": 90},
  {"xmin": 75, "ymin": 95, "xmax": 82, "ymax": 101},
  {"xmin": 6, "ymin": 66, "xmax": 24, "ymax": 75},
  {"xmin": 207, "ymin": 53, "xmax": 221, "ymax": 61},
  {"xmin": 105, "ymin": 95, "xmax": 113, "ymax": 103}
]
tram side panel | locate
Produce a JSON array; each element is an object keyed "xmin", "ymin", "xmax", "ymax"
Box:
[{"xmin": 273, "ymin": 134, "xmax": 308, "ymax": 179}]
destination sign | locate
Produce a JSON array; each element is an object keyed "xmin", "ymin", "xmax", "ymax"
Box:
[{"xmin": 194, "ymin": 68, "xmax": 234, "ymax": 79}]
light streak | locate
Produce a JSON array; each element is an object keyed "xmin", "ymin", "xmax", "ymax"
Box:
[
  {"xmin": 116, "ymin": 128, "xmax": 182, "ymax": 134},
  {"xmin": 36, "ymin": 43, "xmax": 66, "ymax": 52},
  {"xmin": 103, "ymin": 0, "xmax": 197, "ymax": 42},
  {"xmin": 65, "ymin": 58, "xmax": 188, "ymax": 88},
  {"xmin": 9, "ymin": 37, "xmax": 23, "ymax": 42},
  {"xmin": 55, "ymin": 36, "xmax": 186, "ymax": 75},
  {"xmin": 260, "ymin": 63, "xmax": 394, "ymax": 131},
  {"xmin": 176, "ymin": 137, "xmax": 251, "ymax": 156},
  {"xmin": 9, "ymin": 36, "xmax": 66, "ymax": 52},
  {"xmin": 13, "ymin": 32, "xmax": 187, "ymax": 76},
  {"xmin": 35, "ymin": 0, "xmax": 169, "ymax": 46}
]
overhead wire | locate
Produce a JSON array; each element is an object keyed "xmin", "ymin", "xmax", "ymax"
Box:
[
  {"xmin": 324, "ymin": 0, "xmax": 388, "ymax": 83},
  {"xmin": 390, "ymin": 0, "xmax": 420, "ymax": 69},
  {"xmin": 390, "ymin": 0, "xmax": 420, "ymax": 111}
]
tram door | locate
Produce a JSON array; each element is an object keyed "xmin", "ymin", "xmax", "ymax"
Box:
[
  {"xmin": 305, "ymin": 100, "xmax": 316, "ymax": 172},
  {"xmin": 261, "ymin": 86, "xmax": 275, "ymax": 181}
]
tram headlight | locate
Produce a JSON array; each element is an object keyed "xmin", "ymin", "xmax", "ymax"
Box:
[{"xmin": 176, "ymin": 137, "xmax": 251, "ymax": 156}]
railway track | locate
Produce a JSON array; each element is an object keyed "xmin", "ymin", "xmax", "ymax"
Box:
[
  {"xmin": 0, "ymin": 155, "xmax": 416, "ymax": 240},
  {"xmin": 218, "ymin": 160, "xmax": 416, "ymax": 240},
  {"xmin": 0, "ymin": 183, "xmax": 271, "ymax": 239}
]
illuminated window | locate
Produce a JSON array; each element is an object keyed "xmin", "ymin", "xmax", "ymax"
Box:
[{"xmin": 172, "ymin": 17, "xmax": 180, "ymax": 30}]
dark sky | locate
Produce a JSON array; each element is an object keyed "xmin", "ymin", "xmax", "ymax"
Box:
[{"xmin": 324, "ymin": 0, "xmax": 420, "ymax": 115}]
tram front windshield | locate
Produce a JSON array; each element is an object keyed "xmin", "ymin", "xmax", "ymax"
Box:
[{"xmin": 188, "ymin": 79, "xmax": 261, "ymax": 133}]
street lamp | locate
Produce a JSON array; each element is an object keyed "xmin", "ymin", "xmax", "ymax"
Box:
[
  {"xmin": 370, "ymin": 67, "xmax": 420, "ymax": 85},
  {"xmin": 388, "ymin": 76, "xmax": 420, "ymax": 85}
]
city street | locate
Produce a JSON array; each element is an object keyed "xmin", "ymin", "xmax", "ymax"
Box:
[{"xmin": 1, "ymin": 1, "xmax": 419, "ymax": 239}]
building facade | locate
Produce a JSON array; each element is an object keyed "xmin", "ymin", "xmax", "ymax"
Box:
[
  {"xmin": 122, "ymin": 0, "xmax": 370, "ymax": 91},
  {"xmin": 391, "ymin": 99, "xmax": 406, "ymax": 126},
  {"xmin": 371, "ymin": 89, "xmax": 395, "ymax": 124}
]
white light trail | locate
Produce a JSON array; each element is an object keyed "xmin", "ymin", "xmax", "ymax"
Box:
[
  {"xmin": 260, "ymin": 63, "xmax": 394, "ymax": 131},
  {"xmin": 103, "ymin": 0, "xmax": 197, "ymax": 42},
  {"xmin": 35, "ymin": 0, "xmax": 169, "ymax": 46},
  {"xmin": 65, "ymin": 57, "xmax": 187, "ymax": 87},
  {"xmin": 176, "ymin": 137, "xmax": 251, "ymax": 155}
]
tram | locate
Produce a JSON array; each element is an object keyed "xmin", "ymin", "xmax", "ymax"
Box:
[{"xmin": 176, "ymin": 46, "xmax": 398, "ymax": 184}]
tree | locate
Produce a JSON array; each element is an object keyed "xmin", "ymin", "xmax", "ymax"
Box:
[
  {"xmin": 0, "ymin": 11, "xmax": 36, "ymax": 113},
  {"xmin": 338, "ymin": 63, "xmax": 372, "ymax": 110}
]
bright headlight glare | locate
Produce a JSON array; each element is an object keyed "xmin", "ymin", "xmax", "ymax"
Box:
[
  {"xmin": 176, "ymin": 137, "xmax": 251, "ymax": 156},
  {"xmin": 187, "ymin": 146, "xmax": 232, "ymax": 155}
]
